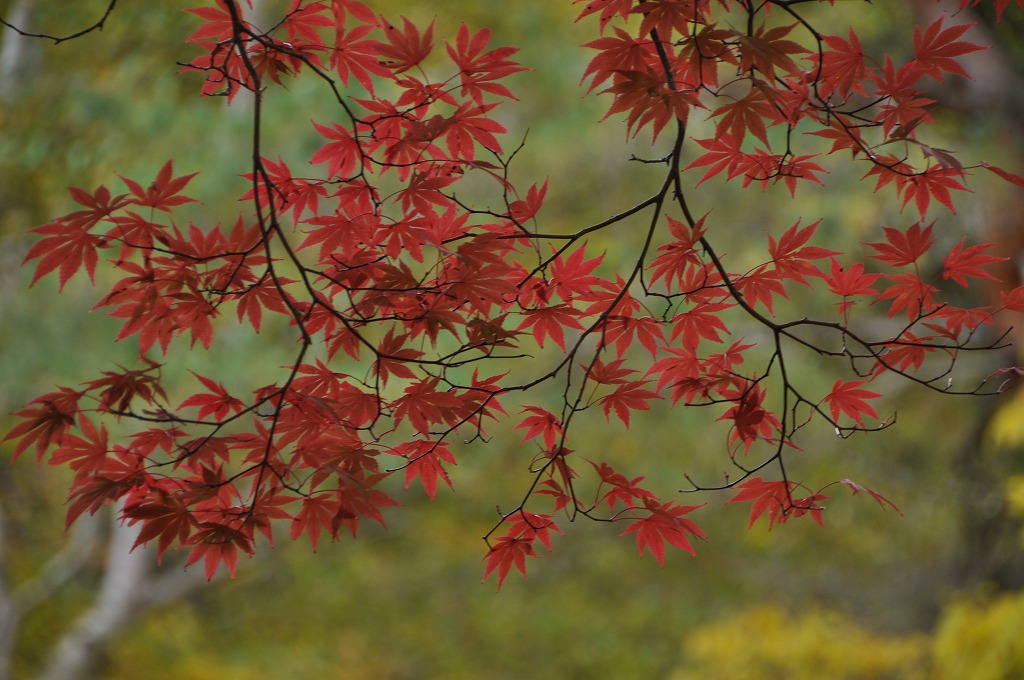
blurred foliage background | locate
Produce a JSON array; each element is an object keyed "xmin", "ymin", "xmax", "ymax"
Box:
[{"xmin": 2, "ymin": 1, "xmax": 1024, "ymax": 678}]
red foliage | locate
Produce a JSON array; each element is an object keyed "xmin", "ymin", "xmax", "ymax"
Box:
[{"xmin": 8, "ymin": 0, "xmax": 1024, "ymax": 587}]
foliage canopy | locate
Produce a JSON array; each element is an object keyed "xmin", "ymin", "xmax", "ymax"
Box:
[{"xmin": 6, "ymin": 0, "xmax": 1024, "ymax": 587}]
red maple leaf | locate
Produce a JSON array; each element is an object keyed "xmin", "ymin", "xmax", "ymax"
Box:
[
  {"xmin": 118, "ymin": 160, "xmax": 199, "ymax": 213},
  {"xmin": 599, "ymin": 381, "xmax": 660, "ymax": 427},
  {"xmin": 289, "ymin": 494, "xmax": 341, "ymax": 552},
  {"xmin": 392, "ymin": 439, "xmax": 457, "ymax": 500},
  {"xmin": 445, "ymin": 24, "xmax": 527, "ymax": 103},
  {"xmin": 376, "ymin": 16, "xmax": 434, "ymax": 73},
  {"xmin": 599, "ymin": 69, "xmax": 696, "ymax": 141},
  {"xmin": 768, "ymin": 220, "xmax": 840, "ymax": 286},
  {"xmin": 809, "ymin": 28, "xmax": 870, "ymax": 98},
  {"xmin": 330, "ymin": 21, "xmax": 390, "ymax": 93},
  {"xmin": 865, "ymin": 222, "xmax": 935, "ymax": 267},
  {"xmin": 4, "ymin": 387, "xmax": 83, "ymax": 462},
  {"xmin": 726, "ymin": 477, "xmax": 794, "ymax": 529},
  {"xmin": 185, "ymin": 522, "xmax": 255, "ymax": 580},
  {"xmin": 824, "ymin": 258, "xmax": 882, "ymax": 315},
  {"xmin": 823, "ymin": 378, "xmax": 882, "ymax": 427},
  {"xmin": 911, "ymin": 15, "xmax": 986, "ymax": 83},
  {"xmin": 482, "ymin": 512, "xmax": 560, "ymax": 589},
  {"xmin": 178, "ymin": 371, "xmax": 245, "ymax": 421},
  {"xmin": 22, "ymin": 217, "xmax": 106, "ymax": 291},
  {"xmin": 580, "ymin": 27, "xmax": 658, "ymax": 94},
  {"xmin": 941, "ymin": 238, "xmax": 1004, "ymax": 287},
  {"xmin": 517, "ymin": 303, "xmax": 585, "ymax": 351},
  {"xmin": 46, "ymin": 415, "xmax": 109, "ymax": 474},
  {"xmin": 876, "ymin": 273, "xmax": 939, "ymax": 320},
  {"xmin": 590, "ymin": 461, "xmax": 656, "ymax": 510},
  {"xmin": 620, "ymin": 499, "xmax": 706, "ymax": 565},
  {"xmin": 515, "ymin": 406, "xmax": 564, "ymax": 450},
  {"xmin": 124, "ymin": 493, "xmax": 197, "ymax": 561}
]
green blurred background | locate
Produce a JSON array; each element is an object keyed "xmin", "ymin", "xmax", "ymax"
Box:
[{"xmin": 3, "ymin": 1, "xmax": 1024, "ymax": 678}]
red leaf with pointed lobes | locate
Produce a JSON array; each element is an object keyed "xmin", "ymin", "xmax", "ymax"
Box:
[
  {"xmin": 517, "ymin": 303, "xmax": 585, "ymax": 351},
  {"xmin": 902, "ymin": 167, "xmax": 969, "ymax": 217},
  {"xmin": 620, "ymin": 499, "xmax": 706, "ymax": 566},
  {"xmin": 290, "ymin": 494, "xmax": 340, "ymax": 552},
  {"xmin": 717, "ymin": 383, "xmax": 782, "ymax": 452},
  {"xmin": 599, "ymin": 380, "xmax": 660, "ymax": 428},
  {"xmin": 866, "ymin": 222, "xmax": 935, "ymax": 267},
  {"xmin": 912, "ymin": 15, "xmax": 986, "ymax": 83},
  {"xmin": 590, "ymin": 461, "xmax": 657, "ymax": 510},
  {"xmin": 732, "ymin": 23, "xmax": 808, "ymax": 79},
  {"xmin": 67, "ymin": 184, "xmax": 130, "ymax": 227},
  {"xmin": 123, "ymin": 493, "xmax": 196, "ymax": 562},
  {"xmin": 185, "ymin": 522, "xmax": 255, "ymax": 580},
  {"xmin": 726, "ymin": 476, "xmax": 794, "ymax": 529},
  {"xmin": 392, "ymin": 439, "xmax": 457, "ymax": 500},
  {"xmin": 330, "ymin": 22, "xmax": 390, "ymax": 94},
  {"xmin": 184, "ymin": 1, "xmax": 238, "ymax": 44},
  {"xmin": 508, "ymin": 180, "xmax": 548, "ymax": 224},
  {"xmin": 178, "ymin": 371, "xmax": 245, "ymax": 421},
  {"xmin": 808, "ymin": 28, "xmax": 870, "ymax": 98},
  {"xmin": 823, "ymin": 378, "xmax": 882, "ymax": 427},
  {"xmin": 599, "ymin": 70, "xmax": 697, "ymax": 141},
  {"xmin": 876, "ymin": 273, "xmax": 939, "ymax": 320},
  {"xmin": 446, "ymin": 24, "xmax": 527, "ymax": 103},
  {"xmin": 23, "ymin": 217, "xmax": 107, "ymax": 291},
  {"xmin": 942, "ymin": 238, "xmax": 1004, "ymax": 287},
  {"xmin": 549, "ymin": 246, "xmax": 606, "ymax": 302},
  {"xmin": 376, "ymin": 16, "xmax": 434, "ymax": 73},
  {"xmin": 871, "ymin": 333, "xmax": 933, "ymax": 377},
  {"xmin": 767, "ymin": 219, "xmax": 840, "ymax": 286},
  {"xmin": 928, "ymin": 305, "xmax": 995, "ymax": 337},
  {"xmin": 482, "ymin": 512, "xmax": 560, "ymax": 589},
  {"xmin": 392, "ymin": 377, "xmax": 467, "ymax": 434},
  {"xmin": 580, "ymin": 27, "xmax": 659, "ymax": 94},
  {"xmin": 670, "ymin": 302, "xmax": 731, "ymax": 350},
  {"xmin": 575, "ymin": 0, "xmax": 634, "ymax": 31},
  {"xmin": 635, "ymin": 0, "xmax": 710, "ymax": 37},
  {"xmin": 733, "ymin": 267, "xmax": 788, "ymax": 315},
  {"xmin": 516, "ymin": 406, "xmax": 564, "ymax": 450},
  {"xmin": 118, "ymin": 160, "xmax": 199, "ymax": 213},
  {"xmin": 333, "ymin": 475, "xmax": 400, "ymax": 539},
  {"xmin": 373, "ymin": 330, "xmax": 425, "ymax": 386},
  {"xmin": 46, "ymin": 415, "xmax": 109, "ymax": 473},
  {"xmin": 81, "ymin": 358, "xmax": 166, "ymax": 413},
  {"xmin": 310, "ymin": 121, "xmax": 362, "ymax": 179},
  {"xmin": 825, "ymin": 258, "xmax": 881, "ymax": 315},
  {"xmin": 649, "ymin": 214, "xmax": 707, "ymax": 290},
  {"xmin": 482, "ymin": 535, "xmax": 534, "ymax": 590},
  {"xmin": 712, "ymin": 89, "xmax": 775, "ymax": 146},
  {"xmin": 443, "ymin": 102, "xmax": 507, "ymax": 160},
  {"xmin": 1001, "ymin": 286, "xmax": 1024, "ymax": 312},
  {"xmin": 4, "ymin": 387, "xmax": 83, "ymax": 463}
]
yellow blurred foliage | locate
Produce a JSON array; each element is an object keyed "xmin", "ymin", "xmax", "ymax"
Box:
[
  {"xmin": 989, "ymin": 390, "xmax": 1024, "ymax": 449},
  {"xmin": 668, "ymin": 593, "xmax": 1024, "ymax": 680},
  {"xmin": 931, "ymin": 592, "xmax": 1024, "ymax": 680},
  {"xmin": 668, "ymin": 605, "xmax": 928, "ymax": 680}
]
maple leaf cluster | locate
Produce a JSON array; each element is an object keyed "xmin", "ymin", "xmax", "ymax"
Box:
[{"xmin": 8, "ymin": 0, "xmax": 1024, "ymax": 587}]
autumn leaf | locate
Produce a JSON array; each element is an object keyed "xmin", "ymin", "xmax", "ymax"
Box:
[
  {"xmin": 911, "ymin": 15, "xmax": 986, "ymax": 83},
  {"xmin": 178, "ymin": 371, "xmax": 245, "ymax": 421},
  {"xmin": 823, "ymin": 378, "xmax": 882, "ymax": 427},
  {"xmin": 941, "ymin": 238, "xmax": 1004, "ymax": 287},
  {"xmin": 620, "ymin": 499, "xmax": 706, "ymax": 565}
]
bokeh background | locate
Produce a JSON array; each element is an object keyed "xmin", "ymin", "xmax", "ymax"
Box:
[{"xmin": 3, "ymin": 2, "xmax": 1024, "ymax": 678}]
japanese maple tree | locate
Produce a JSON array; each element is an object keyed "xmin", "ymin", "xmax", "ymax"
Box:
[{"xmin": 6, "ymin": 0, "xmax": 1024, "ymax": 588}]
